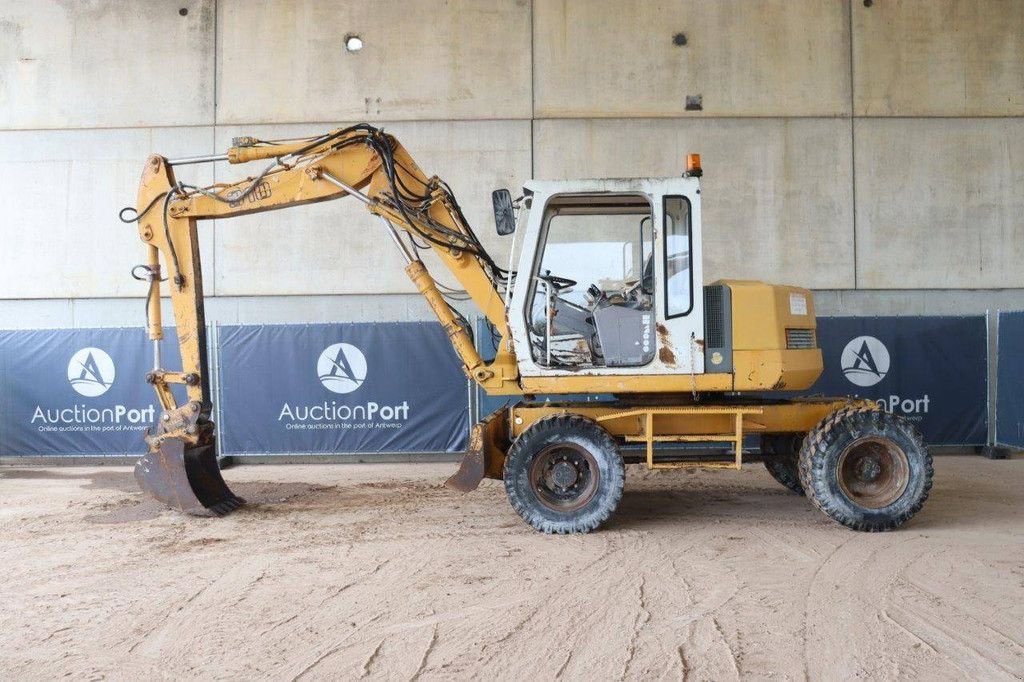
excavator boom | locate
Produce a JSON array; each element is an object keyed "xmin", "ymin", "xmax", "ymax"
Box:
[{"xmin": 127, "ymin": 125, "xmax": 520, "ymax": 514}]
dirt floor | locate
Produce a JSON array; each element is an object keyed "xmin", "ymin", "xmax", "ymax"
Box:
[{"xmin": 1, "ymin": 456, "xmax": 1023, "ymax": 681}]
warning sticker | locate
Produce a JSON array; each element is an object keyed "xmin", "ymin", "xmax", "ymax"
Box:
[{"xmin": 789, "ymin": 293, "xmax": 808, "ymax": 316}]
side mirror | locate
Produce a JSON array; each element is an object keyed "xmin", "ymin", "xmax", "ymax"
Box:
[{"xmin": 492, "ymin": 189, "xmax": 516, "ymax": 236}]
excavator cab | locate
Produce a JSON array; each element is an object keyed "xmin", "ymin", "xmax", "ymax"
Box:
[{"xmin": 509, "ymin": 178, "xmax": 704, "ymax": 379}]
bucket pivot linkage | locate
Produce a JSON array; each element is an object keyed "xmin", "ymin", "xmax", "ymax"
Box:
[{"xmin": 134, "ymin": 401, "xmax": 243, "ymax": 516}]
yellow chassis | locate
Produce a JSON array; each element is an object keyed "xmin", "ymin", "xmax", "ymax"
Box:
[{"xmin": 449, "ymin": 397, "xmax": 876, "ymax": 489}]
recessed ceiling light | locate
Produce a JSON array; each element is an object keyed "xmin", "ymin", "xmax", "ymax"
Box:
[{"xmin": 344, "ymin": 35, "xmax": 363, "ymax": 52}]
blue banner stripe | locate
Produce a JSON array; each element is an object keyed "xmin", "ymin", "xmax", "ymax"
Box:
[
  {"xmin": 997, "ymin": 311, "xmax": 1024, "ymax": 448},
  {"xmin": 0, "ymin": 315, "xmax": 996, "ymax": 455},
  {"xmin": 216, "ymin": 322, "xmax": 469, "ymax": 455},
  {"xmin": 0, "ymin": 328, "xmax": 183, "ymax": 456},
  {"xmin": 806, "ymin": 316, "xmax": 988, "ymax": 445}
]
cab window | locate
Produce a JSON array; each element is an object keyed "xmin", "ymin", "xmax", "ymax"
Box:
[{"xmin": 663, "ymin": 196, "xmax": 692, "ymax": 318}]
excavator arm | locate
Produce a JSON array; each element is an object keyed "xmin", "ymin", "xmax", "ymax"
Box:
[{"xmin": 128, "ymin": 124, "xmax": 519, "ymax": 514}]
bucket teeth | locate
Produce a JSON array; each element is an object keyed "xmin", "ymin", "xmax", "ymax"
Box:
[
  {"xmin": 135, "ymin": 438, "xmax": 243, "ymax": 516},
  {"xmin": 208, "ymin": 496, "xmax": 245, "ymax": 516}
]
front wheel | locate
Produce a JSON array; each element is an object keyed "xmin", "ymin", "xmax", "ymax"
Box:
[
  {"xmin": 503, "ymin": 414, "xmax": 624, "ymax": 534},
  {"xmin": 799, "ymin": 407, "xmax": 933, "ymax": 532}
]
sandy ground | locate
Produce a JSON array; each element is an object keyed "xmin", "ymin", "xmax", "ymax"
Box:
[{"xmin": 1, "ymin": 457, "xmax": 1023, "ymax": 681}]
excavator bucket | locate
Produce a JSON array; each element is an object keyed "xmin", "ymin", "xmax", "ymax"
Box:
[
  {"xmin": 446, "ymin": 447, "xmax": 486, "ymax": 493},
  {"xmin": 445, "ymin": 408, "xmax": 510, "ymax": 492},
  {"xmin": 134, "ymin": 438, "xmax": 243, "ymax": 516}
]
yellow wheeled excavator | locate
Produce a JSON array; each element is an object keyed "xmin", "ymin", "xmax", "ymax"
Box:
[{"xmin": 124, "ymin": 124, "xmax": 932, "ymax": 533}]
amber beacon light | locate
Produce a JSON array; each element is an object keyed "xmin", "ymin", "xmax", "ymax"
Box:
[{"xmin": 686, "ymin": 153, "xmax": 702, "ymax": 177}]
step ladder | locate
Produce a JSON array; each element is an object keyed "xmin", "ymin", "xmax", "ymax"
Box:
[{"xmin": 597, "ymin": 406, "xmax": 764, "ymax": 470}]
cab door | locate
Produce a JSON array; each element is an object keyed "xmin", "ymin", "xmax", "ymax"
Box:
[{"xmin": 653, "ymin": 178, "xmax": 704, "ymax": 375}]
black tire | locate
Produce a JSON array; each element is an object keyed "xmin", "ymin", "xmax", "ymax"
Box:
[
  {"xmin": 762, "ymin": 434, "xmax": 805, "ymax": 496},
  {"xmin": 799, "ymin": 407, "xmax": 933, "ymax": 532},
  {"xmin": 503, "ymin": 414, "xmax": 625, "ymax": 534}
]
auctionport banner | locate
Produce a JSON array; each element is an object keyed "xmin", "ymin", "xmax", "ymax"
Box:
[
  {"xmin": 217, "ymin": 323, "xmax": 469, "ymax": 454},
  {"xmin": 0, "ymin": 328, "xmax": 183, "ymax": 456},
  {"xmin": 0, "ymin": 317, "xmax": 988, "ymax": 456},
  {"xmin": 997, "ymin": 311, "xmax": 1024, "ymax": 449},
  {"xmin": 802, "ymin": 316, "xmax": 987, "ymax": 445}
]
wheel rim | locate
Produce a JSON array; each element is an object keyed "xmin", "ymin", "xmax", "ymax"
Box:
[
  {"xmin": 528, "ymin": 443, "xmax": 600, "ymax": 513},
  {"xmin": 836, "ymin": 437, "xmax": 910, "ymax": 509}
]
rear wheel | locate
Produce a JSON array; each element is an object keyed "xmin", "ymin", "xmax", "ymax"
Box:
[
  {"xmin": 762, "ymin": 434, "xmax": 805, "ymax": 496},
  {"xmin": 504, "ymin": 414, "xmax": 624, "ymax": 534},
  {"xmin": 799, "ymin": 407, "xmax": 932, "ymax": 532}
]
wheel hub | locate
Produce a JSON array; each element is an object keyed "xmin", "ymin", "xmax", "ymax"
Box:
[
  {"xmin": 528, "ymin": 444, "xmax": 600, "ymax": 513},
  {"xmin": 837, "ymin": 437, "xmax": 910, "ymax": 509},
  {"xmin": 855, "ymin": 457, "xmax": 882, "ymax": 482},
  {"xmin": 551, "ymin": 460, "xmax": 579, "ymax": 489}
]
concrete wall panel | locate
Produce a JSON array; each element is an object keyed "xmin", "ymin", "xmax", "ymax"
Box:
[
  {"xmin": 534, "ymin": 118, "xmax": 854, "ymax": 289},
  {"xmin": 0, "ymin": 0, "xmax": 1021, "ymax": 331},
  {"xmin": 217, "ymin": 0, "xmax": 531, "ymax": 124},
  {"xmin": 534, "ymin": 0, "xmax": 850, "ymax": 118},
  {"xmin": 813, "ymin": 288, "xmax": 1024, "ymax": 317},
  {"xmin": 0, "ymin": 299, "xmax": 72, "ymax": 329},
  {"xmin": 855, "ymin": 118, "xmax": 1024, "ymax": 289},
  {"xmin": 212, "ymin": 120, "xmax": 531, "ymax": 296},
  {"xmin": 853, "ymin": 0, "xmax": 1024, "ymax": 116},
  {"xmin": 6, "ymin": 288, "xmax": 1022, "ymax": 330},
  {"xmin": 0, "ymin": 127, "xmax": 215, "ymax": 298},
  {"xmin": 54, "ymin": 294, "xmax": 434, "ymax": 327},
  {"xmin": 0, "ymin": 0, "xmax": 214, "ymax": 129}
]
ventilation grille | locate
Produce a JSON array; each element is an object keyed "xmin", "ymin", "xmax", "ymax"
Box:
[
  {"xmin": 786, "ymin": 328, "xmax": 816, "ymax": 349},
  {"xmin": 704, "ymin": 285, "xmax": 726, "ymax": 348}
]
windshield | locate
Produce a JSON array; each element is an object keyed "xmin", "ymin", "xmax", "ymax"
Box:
[{"xmin": 526, "ymin": 194, "xmax": 656, "ymax": 369}]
